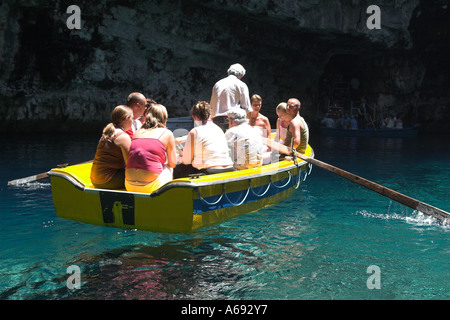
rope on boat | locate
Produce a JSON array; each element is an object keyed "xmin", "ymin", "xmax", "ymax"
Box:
[
  {"xmin": 294, "ymin": 168, "xmax": 302, "ymax": 190},
  {"xmin": 271, "ymin": 171, "xmax": 292, "ymax": 189},
  {"xmin": 300, "ymin": 163, "xmax": 313, "ymax": 182},
  {"xmin": 223, "ymin": 181, "xmax": 251, "ymax": 206},
  {"xmin": 291, "ymin": 148, "xmax": 312, "ymax": 184},
  {"xmin": 195, "ymin": 162, "xmax": 313, "ymax": 207},
  {"xmin": 292, "ymin": 152, "xmax": 302, "ymax": 190},
  {"xmin": 306, "ymin": 163, "xmax": 313, "ymax": 179},
  {"xmin": 195, "ymin": 188, "xmax": 224, "ymax": 206},
  {"xmin": 249, "ymin": 176, "xmax": 272, "ymax": 197}
]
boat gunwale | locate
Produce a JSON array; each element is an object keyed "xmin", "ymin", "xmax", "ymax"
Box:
[{"xmin": 48, "ymin": 150, "xmax": 314, "ymax": 198}]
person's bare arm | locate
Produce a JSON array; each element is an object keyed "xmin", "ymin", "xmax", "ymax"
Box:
[
  {"xmin": 291, "ymin": 120, "xmax": 302, "ymax": 149},
  {"xmin": 181, "ymin": 129, "xmax": 196, "ymax": 164},
  {"xmin": 115, "ymin": 134, "xmax": 131, "ymax": 163}
]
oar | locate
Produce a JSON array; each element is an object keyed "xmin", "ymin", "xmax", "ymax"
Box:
[
  {"xmin": 7, "ymin": 160, "xmax": 93, "ymax": 186},
  {"xmin": 368, "ymin": 114, "xmax": 377, "ymax": 131},
  {"xmin": 263, "ymin": 138, "xmax": 450, "ymax": 223},
  {"xmin": 7, "ymin": 172, "xmax": 51, "ymax": 186}
]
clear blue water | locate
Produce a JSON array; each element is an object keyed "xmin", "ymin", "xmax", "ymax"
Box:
[{"xmin": 1, "ymin": 132, "xmax": 449, "ymax": 300}]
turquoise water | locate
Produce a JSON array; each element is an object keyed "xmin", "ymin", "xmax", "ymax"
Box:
[{"xmin": 1, "ymin": 133, "xmax": 449, "ymax": 300}]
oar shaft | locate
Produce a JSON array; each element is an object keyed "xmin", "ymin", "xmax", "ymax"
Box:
[
  {"xmin": 7, "ymin": 172, "xmax": 49, "ymax": 185},
  {"xmin": 7, "ymin": 160, "xmax": 93, "ymax": 186},
  {"xmin": 263, "ymin": 138, "xmax": 450, "ymax": 223},
  {"xmin": 297, "ymin": 154, "xmax": 450, "ymax": 222}
]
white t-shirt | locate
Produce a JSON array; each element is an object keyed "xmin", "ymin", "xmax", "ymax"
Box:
[
  {"xmin": 132, "ymin": 118, "xmax": 143, "ymax": 132},
  {"xmin": 182, "ymin": 122, "xmax": 233, "ymax": 169},
  {"xmin": 210, "ymin": 75, "xmax": 251, "ymax": 118},
  {"xmin": 225, "ymin": 123, "xmax": 264, "ymax": 169}
]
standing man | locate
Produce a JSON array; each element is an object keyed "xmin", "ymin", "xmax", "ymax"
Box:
[
  {"xmin": 126, "ymin": 92, "xmax": 147, "ymax": 135},
  {"xmin": 210, "ymin": 63, "xmax": 252, "ymax": 132},
  {"xmin": 283, "ymin": 98, "xmax": 309, "ymax": 154}
]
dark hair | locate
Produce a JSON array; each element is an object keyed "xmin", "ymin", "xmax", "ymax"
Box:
[
  {"xmin": 191, "ymin": 101, "xmax": 211, "ymax": 121},
  {"xmin": 145, "ymin": 98, "xmax": 157, "ymax": 110}
]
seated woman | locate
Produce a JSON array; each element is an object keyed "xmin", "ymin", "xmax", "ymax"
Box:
[
  {"xmin": 275, "ymin": 102, "xmax": 290, "ymax": 143},
  {"xmin": 125, "ymin": 104, "xmax": 177, "ymax": 193},
  {"xmin": 90, "ymin": 105, "xmax": 133, "ymax": 189},
  {"xmin": 225, "ymin": 108, "xmax": 264, "ymax": 170},
  {"xmin": 173, "ymin": 101, "xmax": 234, "ymax": 179}
]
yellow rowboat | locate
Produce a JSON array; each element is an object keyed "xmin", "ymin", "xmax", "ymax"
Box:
[{"xmin": 48, "ymin": 145, "xmax": 314, "ymax": 233}]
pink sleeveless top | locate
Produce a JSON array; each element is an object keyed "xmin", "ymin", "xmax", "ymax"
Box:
[{"xmin": 126, "ymin": 130, "xmax": 167, "ymax": 174}]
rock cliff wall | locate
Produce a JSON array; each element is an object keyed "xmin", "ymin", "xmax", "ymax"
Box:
[{"xmin": 0, "ymin": 0, "xmax": 449, "ymax": 132}]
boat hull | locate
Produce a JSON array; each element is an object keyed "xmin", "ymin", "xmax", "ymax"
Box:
[{"xmin": 49, "ymin": 146, "xmax": 313, "ymax": 233}]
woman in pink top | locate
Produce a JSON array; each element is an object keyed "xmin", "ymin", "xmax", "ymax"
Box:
[{"xmin": 125, "ymin": 104, "xmax": 177, "ymax": 193}]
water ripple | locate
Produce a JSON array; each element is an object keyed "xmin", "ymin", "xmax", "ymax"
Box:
[{"xmin": 357, "ymin": 209, "xmax": 450, "ymax": 229}]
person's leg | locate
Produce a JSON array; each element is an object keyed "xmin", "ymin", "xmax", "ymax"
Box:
[
  {"xmin": 92, "ymin": 169, "xmax": 125, "ymax": 189},
  {"xmin": 173, "ymin": 163, "xmax": 204, "ymax": 179}
]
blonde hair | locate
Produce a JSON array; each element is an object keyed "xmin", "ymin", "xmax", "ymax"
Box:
[
  {"xmin": 142, "ymin": 104, "xmax": 168, "ymax": 129},
  {"xmin": 101, "ymin": 105, "xmax": 132, "ymax": 141},
  {"xmin": 276, "ymin": 102, "xmax": 287, "ymax": 113}
]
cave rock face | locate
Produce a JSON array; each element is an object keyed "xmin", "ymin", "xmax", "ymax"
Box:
[{"xmin": 0, "ymin": 0, "xmax": 448, "ymax": 132}]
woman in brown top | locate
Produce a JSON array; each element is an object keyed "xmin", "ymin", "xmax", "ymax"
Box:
[{"xmin": 90, "ymin": 105, "xmax": 133, "ymax": 189}]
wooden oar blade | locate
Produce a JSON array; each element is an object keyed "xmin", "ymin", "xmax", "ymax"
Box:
[
  {"xmin": 7, "ymin": 160, "xmax": 93, "ymax": 187},
  {"xmin": 7, "ymin": 172, "xmax": 49, "ymax": 186},
  {"xmin": 416, "ymin": 203, "xmax": 450, "ymax": 224}
]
